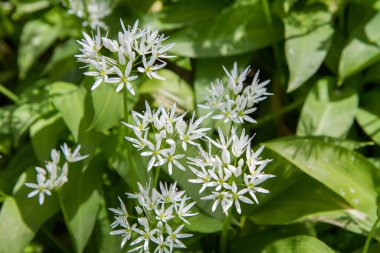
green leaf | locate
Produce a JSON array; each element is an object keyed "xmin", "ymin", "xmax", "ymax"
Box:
[
  {"xmin": 356, "ymin": 90, "xmax": 380, "ymax": 146},
  {"xmin": 59, "ymin": 156, "xmax": 104, "ymax": 253},
  {"xmin": 143, "ymin": 0, "xmax": 226, "ymax": 30},
  {"xmin": 186, "ymin": 213, "xmax": 223, "ymax": 233},
  {"xmin": 18, "ymin": 19, "xmax": 59, "ymax": 79},
  {"xmin": 251, "ymin": 176, "xmax": 349, "ymax": 224},
  {"xmin": 339, "ymin": 12, "xmax": 380, "ymax": 82},
  {"xmin": 296, "ymin": 77, "xmax": 358, "ymax": 137},
  {"xmin": 167, "ymin": 1, "xmax": 282, "ymax": 58},
  {"xmin": 264, "ymin": 137, "xmax": 378, "ymax": 221},
  {"xmin": 0, "ymin": 169, "xmax": 60, "ymax": 253},
  {"xmin": 53, "ymin": 86, "xmax": 86, "ymax": 140},
  {"xmin": 285, "ymin": 7, "xmax": 334, "ymax": 92},
  {"xmin": 0, "ymin": 145, "xmax": 36, "ymax": 194},
  {"xmin": 140, "ymin": 69, "xmax": 194, "ymax": 111},
  {"xmin": 261, "ymin": 235, "xmax": 335, "ymax": 253},
  {"xmin": 30, "ymin": 114, "xmax": 65, "ymax": 162},
  {"xmin": 87, "ymin": 84, "xmax": 124, "ymax": 131}
]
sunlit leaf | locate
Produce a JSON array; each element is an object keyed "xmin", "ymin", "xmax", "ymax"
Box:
[
  {"xmin": 261, "ymin": 235, "xmax": 335, "ymax": 253},
  {"xmin": 59, "ymin": 155, "xmax": 104, "ymax": 253},
  {"xmin": 30, "ymin": 114, "xmax": 65, "ymax": 162},
  {"xmin": 297, "ymin": 77, "xmax": 358, "ymax": 137},
  {"xmin": 339, "ymin": 12, "xmax": 380, "ymax": 82},
  {"xmin": 0, "ymin": 169, "xmax": 59, "ymax": 253},
  {"xmin": 18, "ymin": 19, "xmax": 58, "ymax": 79},
  {"xmin": 356, "ymin": 90, "xmax": 380, "ymax": 146},
  {"xmin": 285, "ymin": 7, "xmax": 334, "ymax": 92},
  {"xmin": 264, "ymin": 137, "xmax": 378, "ymax": 221},
  {"xmin": 167, "ymin": 1, "xmax": 282, "ymax": 57}
]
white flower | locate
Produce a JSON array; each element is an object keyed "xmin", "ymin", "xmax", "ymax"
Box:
[
  {"xmin": 229, "ymin": 182, "xmax": 253, "ymax": 214},
  {"xmin": 137, "ymin": 55, "xmax": 166, "ymax": 80},
  {"xmin": 107, "ymin": 61, "xmax": 138, "ymax": 94},
  {"xmin": 131, "ymin": 218, "xmax": 157, "ymax": 251},
  {"xmin": 141, "ymin": 134, "xmax": 165, "ymax": 171},
  {"xmin": 60, "ymin": 143, "xmax": 89, "ymax": 163},
  {"xmin": 198, "ymin": 62, "xmax": 271, "ymax": 124},
  {"xmin": 161, "ymin": 144, "xmax": 185, "ymax": 175},
  {"xmin": 165, "ymin": 224, "xmax": 192, "ymax": 250},
  {"xmin": 110, "ymin": 181, "xmax": 194, "ymax": 252},
  {"xmin": 25, "ymin": 143, "xmax": 89, "ymax": 205},
  {"xmin": 25, "ymin": 176, "xmax": 52, "ymax": 205},
  {"xmin": 84, "ymin": 57, "xmax": 114, "ymax": 90}
]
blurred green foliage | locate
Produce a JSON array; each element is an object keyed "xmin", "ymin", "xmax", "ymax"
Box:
[{"xmin": 1, "ymin": 0, "xmax": 380, "ymax": 252}]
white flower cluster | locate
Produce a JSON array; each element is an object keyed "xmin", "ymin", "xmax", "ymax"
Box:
[
  {"xmin": 25, "ymin": 143, "xmax": 89, "ymax": 205},
  {"xmin": 75, "ymin": 20, "xmax": 174, "ymax": 94},
  {"xmin": 110, "ymin": 181, "xmax": 196, "ymax": 252},
  {"xmin": 188, "ymin": 127, "xmax": 274, "ymax": 215},
  {"xmin": 123, "ymin": 101, "xmax": 210, "ymax": 174},
  {"xmin": 199, "ymin": 62, "xmax": 272, "ymax": 124},
  {"xmin": 63, "ymin": 0, "xmax": 111, "ymax": 29}
]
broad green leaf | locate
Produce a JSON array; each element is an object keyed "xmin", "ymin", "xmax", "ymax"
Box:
[
  {"xmin": 261, "ymin": 235, "xmax": 335, "ymax": 253},
  {"xmin": 0, "ymin": 169, "xmax": 59, "ymax": 253},
  {"xmin": 297, "ymin": 77, "xmax": 358, "ymax": 137},
  {"xmin": 10, "ymin": 100, "xmax": 54, "ymax": 145},
  {"xmin": 30, "ymin": 114, "xmax": 65, "ymax": 162},
  {"xmin": 87, "ymin": 84, "xmax": 124, "ymax": 131},
  {"xmin": 140, "ymin": 69, "xmax": 194, "ymax": 111},
  {"xmin": 18, "ymin": 19, "xmax": 59, "ymax": 79},
  {"xmin": 251, "ymin": 176, "xmax": 350, "ymax": 225},
  {"xmin": 43, "ymin": 39, "xmax": 79, "ymax": 74},
  {"xmin": 143, "ymin": 0, "xmax": 226, "ymax": 30},
  {"xmin": 186, "ymin": 213, "xmax": 223, "ymax": 233},
  {"xmin": 285, "ymin": 8, "xmax": 334, "ymax": 92},
  {"xmin": 167, "ymin": 1, "xmax": 282, "ymax": 58},
  {"xmin": 53, "ymin": 86, "xmax": 86, "ymax": 140},
  {"xmin": 59, "ymin": 155, "xmax": 104, "ymax": 253},
  {"xmin": 0, "ymin": 145, "xmax": 36, "ymax": 194},
  {"xmin": 264, "ymin": 137, "xmax": 378, "ymax": 221},
  {"xmin": 339, "ymin": 12, "xmax": 380, "ymax": 82},
  {"xmin": 356, "ymin": 90, "xmax": 380, "ymax": 146},
  {"xmin": 357, "ymin": 108, "xmax": 380, "ymax": 146}
]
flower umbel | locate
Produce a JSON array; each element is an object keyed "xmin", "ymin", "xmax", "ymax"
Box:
[
  {"xmin": 25, "ymin": 143, "xmax": 88, "ymax": 205},
  {"xmin": 109, "ymin": 181, "xmax": 196, "ymax": 252},
  {"xmin": 188, "ymin": 127, "xmax": 274, "ymax": 215},
  {"xmin": 75, "ymin": 20, "xmax": 174, "ymax": 94},
  {"xmin": 199, "ymin": 62, "xmax": 272, "ymax": 124}
]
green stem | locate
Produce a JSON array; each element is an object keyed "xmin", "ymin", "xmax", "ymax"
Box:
[
  {"xmin": 262, "ymin": 0, "xmax": 283, "ymax": 83},
  {"xmin": 255, "ymin": 97, "xmax": 304, "ymax": 127},
  {"xmin": 362, "ymin": 216, "xmax": 380, "ymax": 253},
  {"xmin": 0, "ymin": 83, "xmax": 19, "ymax": 103},
  {"xmin": 220, "ymin": 212, "xmax": 232, "ymax": 253},
  {"xmin": 154, "ymin": 166, "xmax": 161, "ymax": 189}
]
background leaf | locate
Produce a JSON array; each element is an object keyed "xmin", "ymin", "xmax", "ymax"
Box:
[
  {"xmin": 167, "ymin": 1, "xmax": 282, "ymax": 58},
  {"xmin": 297, "ymin": 77, "xmax": 358, "ymax": 137},
  {"xmin": 285, "ymin": 7, "xmax": 334, "ymax": 92},
  {"xmin": 261, "ymin": 235, "xmax": 335, "ymax": 253}
]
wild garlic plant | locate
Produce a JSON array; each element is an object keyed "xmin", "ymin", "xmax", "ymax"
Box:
[
  {"xmin": 123, "ymin": 101, "xmax": 211, "ymax": 174},
  {"xmin": 109, "ymin": 181, "xmax": 196, "ymax": 252},
  {"xmin": 62, "ymin": 0, "xmax": 112, "ymax": 29},
  {"xmin": 188, "ymin": 127, "xmax": 274, "ymax": 215},
  {"xmin": 25, "ymin": 143, "xmax": 89, "ymax": 205},
  {"xmin": 199, "ymin": 62, "xmax": 272, "ymax": 124},
  {"xmin": 75, "ymin": 19, "xmax": 175, "ymax": 94}
]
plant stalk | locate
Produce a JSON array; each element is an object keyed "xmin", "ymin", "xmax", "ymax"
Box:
[
  {"xmin": 0, "ymin": 83, "xmax": 19, "ymax": 103},
  {"xmin": 362, "ymin": 216, "xmax": 380, "ymax": 253},
  {"xmin": 220, "ymin": 212, "xmax": 232, "ymax": 253}
]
